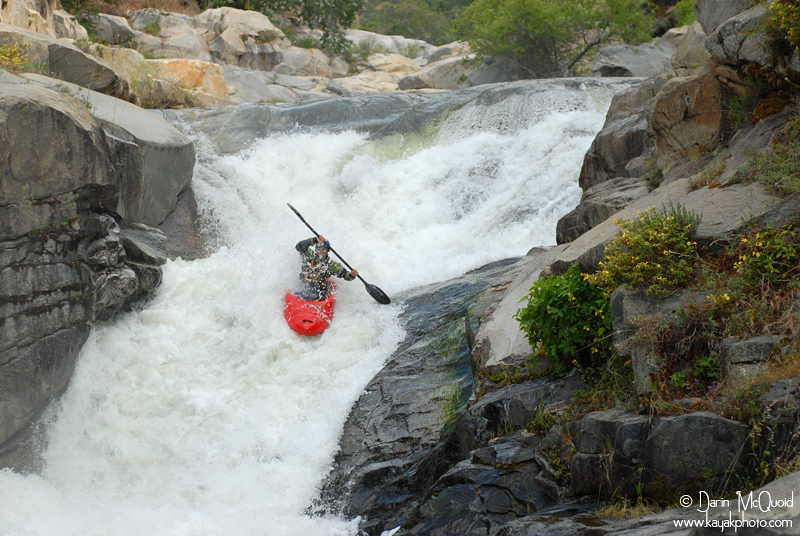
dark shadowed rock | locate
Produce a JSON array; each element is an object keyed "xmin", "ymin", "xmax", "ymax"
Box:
[
  {"xmin": 316, "ymin": 259, "xmax": 524, "ymax": 534},
  {"xmin": 556, "ymin": 177, "xmax": 650, "ymax": 244}
]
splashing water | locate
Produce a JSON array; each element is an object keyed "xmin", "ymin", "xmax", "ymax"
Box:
[{"xmin": 0, "ymin": 83, "xmax": 619, "ymax": 536}]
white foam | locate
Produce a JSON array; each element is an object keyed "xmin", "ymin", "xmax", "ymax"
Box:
[{"xmin": 0, "ymin": 89, "xmax": 611, "ymax": 535}]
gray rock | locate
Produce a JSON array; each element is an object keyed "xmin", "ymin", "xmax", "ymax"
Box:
[
  {"xmin": 723, "ymin": 335, "xmax": 782, "ymax": 379},
  {"xmin": 671, "ymin": 21, "xmax": 710, "ymax": 70},
  {"xmin": 94, "ymin": 13, "xmax": 138, "ymax": 46},
  {"xmin": 0, "ymin": 23, "xmax": 133, "ymax": 102},
  {"xmin": 118, "ymin": 220, "xmax": 168, "ymax": 266},
  {"xmin": 465, "ymin": 57, "xmax": 526, "ymax": 87},
  {"xmin": 329, "ymin": 55, "xmax": 349, "ymax": 78},
  {"xmin": 398, "ymin": 55, "xmax": 471, "ymax": 91},
  {"xmin": 471, "ymin": 245, "xmax": 567, "ymax": 374},
  {"xmin": 649, "ymin": 63, "xmax": 744, "ymax": 174},
  {"xmin": 452, "ymin": 375, "xmax": 590, "ymax": 460},
  {"xmin": 556, "ymin": 177, "xmax": 650, "ymax": 244},
  {"xmin": 129, "ymin": 8, "xmax": 162, "ymax": 32},
  {"xmin": 547, "ymin": 179, "xmax": 691, "ymax": 276},
  {"xmin": 610, "ymin": 287, "xmax": 708, "ymax": 394},
  {"xmin": 90, "ymin": 264, "xmax": 138, "ymax": 312},
  {"xmin": 270, "ymin": 46, "xmax": 331, "ymax": 78},
  {"xmin": 158, "ymin": 32, "xmax": 213, "ymax": 62},
  {"xmin": 714, "ymin": 107, "xmax": 796, "ymax": 187},
  {"xmin": 723, "ymin": 335, "xmax": 781, "ymax": 365},
  {"xmin": 550, "ymin": 172, "xmax": 782, "ymax": 277},
  {"xmin": 0, "ymin": 83, "xmax": 114, "ymax": 241},
  {"xmin": 695, "ymin": 0, "xmax": 758, "ymax": 35},
  {"xmin": 223, "ymin": 65, "xmax": 296, "ymax": 104},
  {"xmin": 157, "ymin": 188, "xmax": 208, "ymax": 261},
  {"xmin": 191, "ymin": 7, "xmax": 286, "ymax": 42},
  {"xmin": 578, "ymin": 76, "xmax": 659, "ymax": 191},
  {"xmin": 16, "ymin": 73, "xmax": 195, "ymax": 227},
  {"xmin": 705, "ymin": 5, "xmax": 771, "ymax": 67},
  {"xmin": 344, "ymin": 29, "xmax": 436, "ymax": 58},
  {"xmin": 274, "ymin": 73, "xmax": 319, "ymax": 91},
  {"xmin": 52, "ymin": 9, "xmax": 88, "ymax": 41},
  {"xmin": 593, "ymin": 41, "xmax": 675, "ymax": 78},
  {"xmin": 643, "ymin": 412, "xmax": 750, "ymax": 491}
]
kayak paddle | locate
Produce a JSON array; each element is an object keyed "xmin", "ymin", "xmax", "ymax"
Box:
[{"xmin": 287, "ymin": 203, "xmax": 391, "ymax": 305}]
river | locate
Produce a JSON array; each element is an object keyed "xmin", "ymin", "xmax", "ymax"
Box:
[{"xmin": 0, "ymin": 78, "xmax": 631, "ymax": 536}]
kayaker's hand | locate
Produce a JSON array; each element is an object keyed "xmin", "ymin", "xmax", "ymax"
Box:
[
  {"xmin": 350, "ymin": 269, "xmax": 358, "ymax": 278},
  {"xmin": 317, "ymin": 235, "xmax": 326, "ymax": 243}
]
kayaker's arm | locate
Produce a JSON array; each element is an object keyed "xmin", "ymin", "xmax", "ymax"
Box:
[
  {"xmin": 296, "ymin": 237, "xmax": 317, "ymax": 252},
  {"xmin": 332, "ymin": 262, "xmax": 358, "ymax": 281}
]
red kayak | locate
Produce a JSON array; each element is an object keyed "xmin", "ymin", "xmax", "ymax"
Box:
[{"xmin": 284, "ymin": 284, "xmax": 336, "ymax": 336}]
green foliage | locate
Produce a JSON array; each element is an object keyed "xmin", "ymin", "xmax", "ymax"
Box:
[
  {"xmin": 357, "ymin": 0, "xmax": 452, "ymax": 46},
  {"xmin": 294, "ymin": 36, "xmax": 320, "ymax": 48},
  {"xmin": 515, "ymin": 263, "xmax": 613, "ymax": 375},
  {"xmin": 587, "ymin": 202, "xmax": 702, "ymax": 297},
  {"xmin": 141, "ymin": 21, "xmax": 162, "ymax": 36},
  {"xmin": 0, "ymin": 42, "xmax": 29, "ymax": 71},
  {"xmin": 60, "ymin": 0, "xmax": 99, "ymax": 35},
  {"xmin": 747, "ymin": 117, "xmax": 800, "ymax": 196},
  {"xmin": 673, "ymin": 0, "xmax": 695, "ymax": 27},
  {"xmin": 732, "ymin": 226, "xmax": 800, "ymax": 292},
  {"xmin": 729, "ymin": 77, "xmax": 772, "ymax": 129},
  {"xmin": 454, "ymin": 0, "xmax": 656, "ymax": 78},
  {"xmin": 343, "ymin": 37, "xmax": 385, "ymax": 63},
  {"xmin": 643, "ymin": 148, "xmax": 662, "ymax": 189},
  {"xmin": 767, "ymin": 0, "xmax": 800, "ymax": 53}
]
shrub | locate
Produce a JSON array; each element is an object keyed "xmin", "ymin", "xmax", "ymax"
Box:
[
  {"xmin": 515, "ymin": 263, "xmax": 613, "ymax": 375},
  {"xmin": 454, "ymin": 0, "xmax": 655, "ymax": 78},
  {"xmin": 294, "ymin": 36, "xmax": 320, "ymax": 49},
  {"xmin": 673, "ymin": 0, "xmax": 695, "ymax": 27},
  {"xmin": 0, "ymin": 42, "xmax": 30, "ymax": 71},
  {"xmin": 733, "ymin": 226, "xmax": 800, "ymax": 292},
  {"xmin": 767, "ymin": 0, "xmax": 800, "ymax": 53},
  {"xmin": 587, "ymin": 202, "xmax": 702, "ymax": 296},
  {"xmin": 747, "ymin": 117, "xmax": 800, "ymax": 196}
]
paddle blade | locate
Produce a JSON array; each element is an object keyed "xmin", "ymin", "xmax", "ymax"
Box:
[{"xmin": 365, "ymin": 282, "xmax": 391, "ymax": 305}]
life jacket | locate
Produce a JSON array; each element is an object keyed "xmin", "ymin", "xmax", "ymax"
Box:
[{"xmin": 301, "ymin": 255, "xmax": 333, "ymax": 287}]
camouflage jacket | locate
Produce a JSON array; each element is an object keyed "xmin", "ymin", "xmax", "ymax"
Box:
[{"xmin": 295, "ymin": 237, "xmax": 356, "ymax": 287}]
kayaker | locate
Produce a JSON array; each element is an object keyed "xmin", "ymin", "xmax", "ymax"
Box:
[{"xmin": 295, "ymin": 236, "xmax": 359, "ymax": 300}]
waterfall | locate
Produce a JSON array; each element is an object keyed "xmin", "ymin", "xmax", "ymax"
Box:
[{"xmin": 0, "ymin": 79, "xmax": 632, "ymax": 536}]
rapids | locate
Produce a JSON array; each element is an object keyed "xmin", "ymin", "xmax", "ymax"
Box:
[{"xmin": 0, "ymin": 79, "xmax": 633, "ymax": 536}]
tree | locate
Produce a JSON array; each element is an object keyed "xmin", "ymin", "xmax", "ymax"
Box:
[
  {"xmin": 358, "ymin": 0, "xmax": 451, "ymax": 46},
  {"xmin": 454, "ymin": 0, "xmax": 656, "ymax": 78},
  {"xmin": 202, "ymin": 0, "xmax": 362, "ymax": 51}
]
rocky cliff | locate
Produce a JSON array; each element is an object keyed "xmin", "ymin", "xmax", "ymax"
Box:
[{"xmin": 0, "ymin": 68, "xmax": 196, "ymax": 468}]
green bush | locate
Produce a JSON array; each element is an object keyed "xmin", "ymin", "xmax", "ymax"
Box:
[
  {"xmin": 733, "ymin": 226, "xmax": 800, "ymax": 291},
  {"xmin": 747, "ymin": 118, "xmax": 800, "ymax": 196},
  {"xmin": 515, "ymin": 263, "xmax": 613, "ymax": 375},
  {"xmin": 673, "ymin": 0, "xmax": 695, "ymax": 27},
  {"xmin": 587, "ymin": 202, "xmax": 702, "ymax": 296},
  {"xmin": 767, "ymin": 0, "xmax": 800, "ymax": 53},
  {"xmin": 454, "ymin": 0, "xmax": 655, "ymax": 78}
]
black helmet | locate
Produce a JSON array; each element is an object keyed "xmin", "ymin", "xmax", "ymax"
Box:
[{"xmin": 316, "ymin": 239, "xmax": 330, "ymax": 250}]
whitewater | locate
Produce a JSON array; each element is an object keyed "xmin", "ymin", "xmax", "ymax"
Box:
[{"xmin": 0, "ymin": 81, "xmax": 621, "ymax": 536}]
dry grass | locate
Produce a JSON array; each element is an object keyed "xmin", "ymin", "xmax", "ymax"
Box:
[
  {"xmin": 88, "ymin": 0, "xmax": 201, "ymax": 17},
  {"xmin": 597, "ymin": 498, "xmax": 660, "ymax": 519}
]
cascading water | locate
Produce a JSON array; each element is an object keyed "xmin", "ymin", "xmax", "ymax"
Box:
[{"xmin": 0, "ymin": 79, "xmax": 632, "ymax": 536}]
